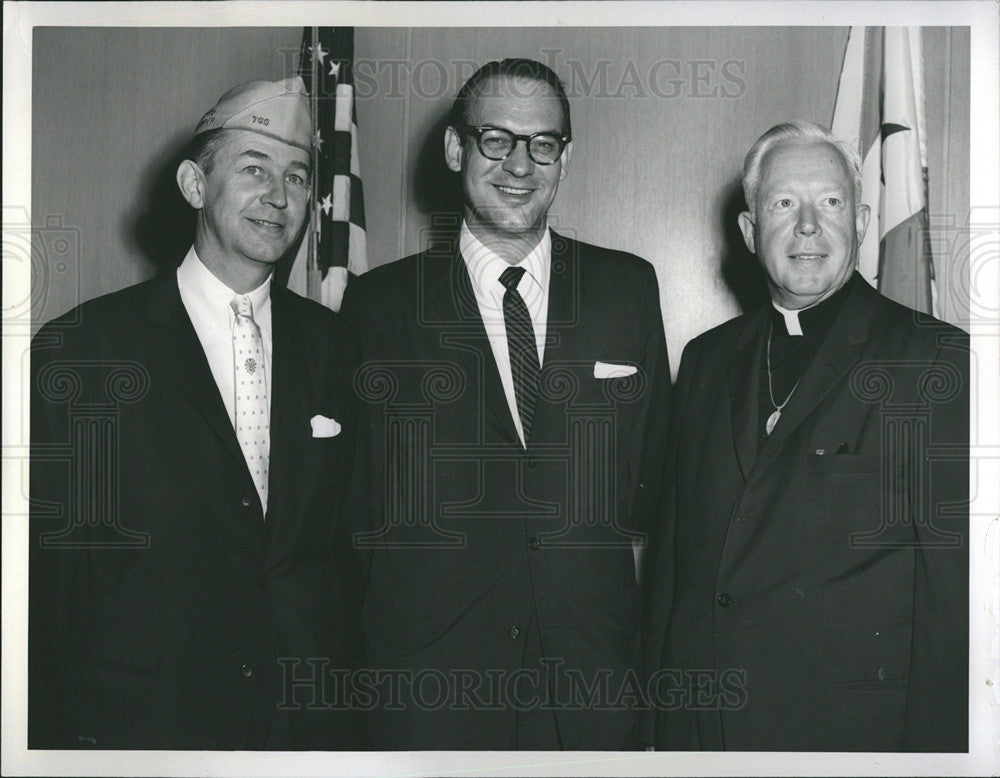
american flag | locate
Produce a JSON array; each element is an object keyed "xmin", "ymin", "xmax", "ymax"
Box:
[
  {"xmin": 831, "ymin": 27, "xmax": 935, "ymax": 316},
  {"xmin": 298, "ymin": 27, "xmax": 368, "ymax": 312}
]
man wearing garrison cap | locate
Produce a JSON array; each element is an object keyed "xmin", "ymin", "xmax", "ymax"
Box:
[{"xmin": 29, "ymin": 78, "xmax": 365, "ymax": 749}]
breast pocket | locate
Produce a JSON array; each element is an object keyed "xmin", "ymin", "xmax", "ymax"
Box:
[
  {"xmin": 802, "ymin": 452, "xmax": 883, "ymax": 536},
  {"xmin": 307, "ymin": 425, "xmax": 348, "ymax": 473},
  {"xmin": 806, "ymin": 452, "xmax": 880, "ymax": 475}
]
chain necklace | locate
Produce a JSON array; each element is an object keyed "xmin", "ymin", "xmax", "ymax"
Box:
[{"xmin": 765, "ymin": 325, "xmax": 799, "ymax": 436}]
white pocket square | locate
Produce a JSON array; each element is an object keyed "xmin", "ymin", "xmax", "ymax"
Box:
[
  {"xmin": 594, "ymin": 361, "xmax": 638, "ymax": 379},
  {"xmin": 310, "ymin": 414, "xmax": 342, "ymax": 438}
]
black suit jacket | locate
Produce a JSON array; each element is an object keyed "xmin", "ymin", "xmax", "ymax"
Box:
[
  {"xmin": 645, "ymin": 275, "xmax": 969, "ymax": 751},
  {"xmin": 340, "ymin": 232, "xmax": 671, "ymax": 749},
  {"xmin": 29, "ymin": 273, "xmax": 365, "ymax": 749}
]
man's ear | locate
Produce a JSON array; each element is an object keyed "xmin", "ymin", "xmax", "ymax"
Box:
[
  {"xmin": 855, "ymin": 203, "xmax": 871, "ymax": 244},
  {"xmin": 557, "ymin": 140, "xmax": 573, "ymax": 181},
  {"xmin": 737, "ymin": 211, "xmax": 756, "ymax": 254},
  {"xmin": 444, "ymin": 126, "xmax": 464, "ymax": 173},
  {"xmin": 176, "ymin": 160, "xmax": 206, "ymax": 209}
]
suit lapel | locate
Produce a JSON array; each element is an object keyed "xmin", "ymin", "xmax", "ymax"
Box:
[
  {"xmin": 530, "ymin": 230, "xmax": 577, "ymax": 446},
  {"xmin": 425, "ymin": 247, "xmax": 521, "ymax": 446},
  {"xmin": 728, "ymin": 307, "xmax": 769, "ymax": 480},
  {"xmin": 755, "ymin": 276, "xmax": 876, "ymax": 466},
  {"xmin": 265, "ymin": 285, "xmax": 307, "ymax": 527},
  {"xmin": 541, "ymin": 230, "xmax": 576, "ymax": 336},
  {"xmin": 145, "ymin": 274, "xmax": 249, "ymax": 476}
]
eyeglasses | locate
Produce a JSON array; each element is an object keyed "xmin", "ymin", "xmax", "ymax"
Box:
[{"xmin": 461, "ymin": 125, "xmax": 570, "ymax": 166}]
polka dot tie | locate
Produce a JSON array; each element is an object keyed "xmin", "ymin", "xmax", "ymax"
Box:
[{"xmin": 231, "ymin": 295, "xmax": 269, "ymax": 513}]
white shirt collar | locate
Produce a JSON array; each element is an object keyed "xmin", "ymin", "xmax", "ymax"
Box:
[
  {"xmin": 771, "ymin": 300, "xmax": 807, "ymax": 336},
  {"xmin": 177, "ymin": 246, "xmax": 272, "ymax": 322},
  {"xmin": 459, "ymin": 223, "xmax": 551, "ymax": 308}
]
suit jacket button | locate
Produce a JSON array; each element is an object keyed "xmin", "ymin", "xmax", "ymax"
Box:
[
  {"xmin": 528, "ymin": 536, "xmax": 540, "ymax": 551},
  {"xmin": 241, "ymin": 495, "xmax": 253, "ymax": 508},
  {"xmin": 508, "ymin": 626, "xmax": 520, "ymax": 639},
  {"xmin": 240, "ymin": 663, "xmax": 254, "ymax": 677},
  {"xmin": 716, "ymin": 593, "xmax": 733, "ymax": 608},
  {"xmin": 525, "ymin": 457, "xmax": 537, "ymax": 469}
]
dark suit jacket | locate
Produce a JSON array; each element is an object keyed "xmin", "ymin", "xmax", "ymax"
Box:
[
  {"xmin": 29, "ymin": 273, "xmax": 365, "ymax": 749},
  {"xmin": 340, "ymin": 232, "xmax": 671, "ymax": 749},
  {"xmin": 645, "ymin": 275, "xmax": 969, "ymax": 751}
]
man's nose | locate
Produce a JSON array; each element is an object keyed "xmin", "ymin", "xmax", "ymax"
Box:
[
  {"xmin": 795, "ymin": 203, "xmax": 819, "ymax": 235},
  {"xmin": 501, "ymin": 139, "xmax": 535, "ymax": 177},
  {"xmin": 261, "ymin": 177, "xmax": 288, "ymax": 208}
]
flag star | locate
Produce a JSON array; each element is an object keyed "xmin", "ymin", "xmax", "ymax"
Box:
[
  {"xmin": 309, "ymin": 43, "xmax": 328, "ymax": 65},
  {"xmin": 313, "ymin": 129, "xmax": 324, "ymax": 151},
  {"xmin": 320, "ymin": 193, "xmax": 334, "ymax": 216},
  {"xmin": 329, "ymin": 60, "xmax": 341, "ymax": 78}
]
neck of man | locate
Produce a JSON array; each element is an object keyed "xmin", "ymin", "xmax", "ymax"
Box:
[
  {"xmin": 193, "ymin": 227, "xmax": 272, "ymax": 295},
  {"xmin": 769, "ymin": 279, "xmax": 847, "ymax": 311},
  {"xmin": 464, "ymin": 210, "xmax": 547, "ymax": 265},
  {"xmin": 769, "ymin": 273, "xmax": 857, "ymax": 336}
]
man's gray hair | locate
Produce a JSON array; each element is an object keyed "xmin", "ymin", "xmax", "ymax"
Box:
[{"xmin": 742, "ymin": 120, "xmax": 863, "ymax": 218}]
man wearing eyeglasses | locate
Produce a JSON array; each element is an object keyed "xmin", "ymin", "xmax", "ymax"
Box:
[{"xmin": 341, "ymin": 59, "xmax": 671, "ymax": 749}]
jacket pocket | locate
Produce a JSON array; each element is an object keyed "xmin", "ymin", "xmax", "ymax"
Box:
[{"xmin": 806, "ymin": 452, "xmax": 879, "ymax": 475}]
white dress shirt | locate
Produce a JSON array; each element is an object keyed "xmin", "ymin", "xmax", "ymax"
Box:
[
  {"xmin": 176, "ymin": 247, "xmax": 273, "ymax": 430},
  {"xmin": 459, "ymin": 223, "xmax": 551, "ymax": 447}
]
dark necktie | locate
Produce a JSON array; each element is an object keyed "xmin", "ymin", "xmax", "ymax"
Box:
[{"xmin": 499, "ymin": 266, "xmax": 540, "ymax": 443}]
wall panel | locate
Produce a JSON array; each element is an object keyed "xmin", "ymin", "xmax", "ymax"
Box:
[
  {"xmin": 354, "ymin": 27, "xmax": 850, "ymax": 366},
  {"xmin": 31, "ymin": 26, "xmax": 303, "ymax": 328},
  {"xmin": 31, "ymin": 26, "xmax": 969, "ymax": 361}
]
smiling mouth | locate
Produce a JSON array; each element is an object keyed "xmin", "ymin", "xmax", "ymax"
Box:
[
  {"xmin": 248, "ymin": 218, "xmax": 284, "ymax": 230},
  {"xmin": 788, "ymin": 253, "xmax": 827, "ymax": 260},
  {"xmin": 493, "ymin": 184, "xmax": 535, "ymax": 197}
]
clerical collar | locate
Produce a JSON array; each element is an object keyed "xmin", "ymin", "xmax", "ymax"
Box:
[{"xmin": 769, "ymin": 274, "xmax": 856, "ymax": 337}]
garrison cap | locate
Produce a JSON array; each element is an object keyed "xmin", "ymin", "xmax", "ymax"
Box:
[{"xmin": 195, "ymin": 77, "xmax": 312, "ymax": 153}]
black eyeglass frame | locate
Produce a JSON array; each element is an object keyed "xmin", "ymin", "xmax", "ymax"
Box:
[{"xmin": 459, "ymin": 124, "xmax": 572, "ymax": 166}]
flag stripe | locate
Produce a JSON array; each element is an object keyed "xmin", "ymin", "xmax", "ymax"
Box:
[
  {"xmin": 348, "ymin": 173, "xmax": 366, "ymax": 230},
  {"xmin": 348, "ymin": 222, "xmax": 367, "ymax": 276},
  {"xmin": 297, "ymin": 26, "xmax": 368, "ymax": 312},
  {"xmin": 879, "ymin": 209, "xmax": 933, "ymax": 310},
  {"xmin": 332, "ymin": 130, "xmax": 351, "ymax": 175},
  {"xmin": 831, "ymin": 26, "xmax": 933, "ymax": 315},
  {"xmin": 859, "ymin": 27, "xmax": 883, "ymax": 156},
  {"xmin": 321, "ymin": 266, "xmax": 349, "ymax": 313},
  {"xmin": 334, "ymin": 83, "xmax": 353, "ymax": 132},
  {"xmin": 831, "ymin": 26, "xmax": 865, "ymax": 146},
  {"xmin": 331, "ymin": 176, "xmax": 350, "ymax": 222}
]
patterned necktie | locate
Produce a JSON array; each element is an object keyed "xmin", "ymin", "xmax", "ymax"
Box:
[
  {"xmin": 231, "ymin": 295, "xmax": 269, "ymax": 513},
  {"xmin": 499, "ymin": 266, "xmax": 540, "ymax": 444}
]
